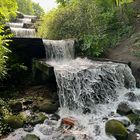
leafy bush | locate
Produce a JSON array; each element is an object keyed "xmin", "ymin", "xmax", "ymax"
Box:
[
  {"xmin": 37, "ymin": 0, "xmax": 135, "ymax": 57},
  {"xmin": 0, "ymin": 0, "xmax": 17, "ymax": 80},
  {"xmin": 16, "ymin": 0, "xmax": 44, "ymax": 17}
]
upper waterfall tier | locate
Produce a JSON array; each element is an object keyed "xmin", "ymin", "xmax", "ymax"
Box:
[
  {"xmin": 43, "ymin": 39, "xmax": 75, "ymax": 61},
  {"xmin": 10, "ymin": 27, "xmax": 36, "ymax": 38},
  {"xmin": 16, "ymin": 18, "xmax": 32, "ymax": 24},
  {"xmin": 7, "ymin": 23, "xmax": 24, "ymax": 28},
  {"xmin": 24, "ymin": 15, "xmax": 37, "ymax": 19}
]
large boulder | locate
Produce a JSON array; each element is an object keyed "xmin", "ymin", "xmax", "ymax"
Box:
[
  {"xmin": 33, "ymin": 99, "xmax": 59, "ymax": 114},
  {"xmin": 4, "ymin": 115, "xmax": 24, "ymax": 129},
  {"xmin": 9, "ymin": 101, "xmax": 22, "ymax": 113},
  {"xmin": 105, "ymin": 119, "xmax": 128, "ymax": 140},
  {"xmin": 117, "ymin": 102, "xmax": 132, "ymax": 115},
  {"xmin": 26, "ymin": 113, "xmax": 47, "ymax": 126}
]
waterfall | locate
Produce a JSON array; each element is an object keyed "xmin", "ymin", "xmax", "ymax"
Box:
[
  {"xmin": 10, "ymin": 27, "xmax": 36, "ymax": 38},
  {"xmin": 24, "ymin": 15, "xmax": 37, "ymax": 19},
  {"xmin": 49, "ymin": 58, "xmax": 136, "ymax": 111},
  {"xmin": 43, "ymin": 39, "xmax": 75, "ymax": 61},
  {"xmin": 7, "ymin": 23, "xmax": 24, "ymax": 28},
  {"xmin": 44, "ymin": 40, "xmax": 136, "ymax": 111},
  {"xmin": 16, "ymin": 18, "xmax": 32, "ymax": 24}
]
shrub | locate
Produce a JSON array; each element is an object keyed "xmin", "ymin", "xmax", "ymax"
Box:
[{"xmin": 37, "ymin": 0, "xmax": 135, "ymax": 57}]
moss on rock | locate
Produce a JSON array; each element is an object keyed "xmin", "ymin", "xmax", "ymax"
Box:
[
  {"xmin": 4, "ymin": 115, "xmax": 24, "ymax": 129},
  {"xmin": 26, "ymin": 113, "xmax": 47, "ymax": 126},
  {"xmin": 127, "ymin": 113, "xmax": 140, "ymax": 125},
  {"xmin": 23, "ymin": 134, "xmax": 40, "ymax": 140},
  {"xmin": 105, "ymin": 119, "xmax": 128, "ymax": 140}
]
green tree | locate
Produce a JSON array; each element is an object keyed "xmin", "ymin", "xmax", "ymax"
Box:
[
  {"xmin": 32, "ymin": 2, "xmax": 44, "ymax": 17},
  {"xmin": 16, "ymin": 0, "xmax": 34, "ymax": 15},
  {"xmin": 16, "ymin": 0, "xmax": 44, "ymax": 16},
  {"xmin": 0, "ymin": 0, "xmax": 17, "ymax": 79}
]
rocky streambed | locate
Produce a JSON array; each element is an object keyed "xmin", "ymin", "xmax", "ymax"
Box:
[{"xmin": 0, "ymin": 87, "xmax": 140, "ymax": 140}]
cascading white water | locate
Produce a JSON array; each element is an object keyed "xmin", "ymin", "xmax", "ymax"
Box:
[
  {"xmin": 43, "ymin": 40, "xmax": 137, "ymax": 140},
  {"xmin": 16, "ymin": 18, "xmax": 32, "ymax": 24},
  {"xmin": 7, "ymin": 23, "xmax": 24, "ymax": 28},
  {"xmin": 43, "ymin": 39, "xmax": 75, "ymax": 61},
  {"xmin": 24, "ymin": 15, "xmax": 37, "ymax": 19},
  {"xmin": 4, "ymin": 40, "xmax": 139, "ymax": 140},
  {"xmin": 10, "ymin": 27, "xmax": 36, "ymax": 38},
  {"xmin": 50, "ymin": 58, "xmax": 136, "ymax": 111}
]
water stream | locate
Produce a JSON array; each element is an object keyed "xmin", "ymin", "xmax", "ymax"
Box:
[
  {"xmin": 4, "ymin": 40, "xmax": 140, "ymax": 140},
  {"xmin": 10, "ymin": 27, "xmax": 36, "ymax": 38}
]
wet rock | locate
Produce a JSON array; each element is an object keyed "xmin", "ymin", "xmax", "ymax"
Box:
[
  {"xmin": 16, "ymin": 11, "xmax": 24, "ymax": 18},
  {"xmin": 117, "ymin": 102, "xmax": 132, "ymax": 115},
  {"xmin": 44, "ymin": 119, "xmax": 56, "ymax": 126},
  {"xmin": 39, "ymin": 124, "xmax": 53, "ymax": 135},
  {"xmin": 115, "ymin": 117, "xmax": 131, "ymax": 127},
  {"xmin": 36, "ymin": 99, "xmax": 59, "ymax": 114},
  {"xmin": 105, "ymin": 119, "xmax": 128, "ymax": 139},
  {"xmin": 4, "ymin": 115, "xmax": 24, "ymax": 129},
  {"xmin": 127, "ymin": 132, "xmax": 137, "ymax": 140},
  {"xmin": 9, "ymin": 101, "xmax": 22, "ymax": 113},
  {"xmin": 61, "ymin": 118, "xmax": 77, "ymax": 128},
  {"xmin": 23, "ymin": 134, "xmax": 40, "ymax": 140},
  {"xmin": 127, "ymin": 113, "xmax": 140, "ymax": 125},
  {"xmin": 124, "ymin": 92, "xmax": 137, "ymax": 102},
  {"xmin": 23, "ymin": 99, "xmax": 33, "ymax": 105},
  {"xmin": 83, "ymin": 108, "xmax": 91, "ymax": 114},
  {"xmin": 133, "ymin": 108, "xmax": 140, "ymax": 115},
  {"xmin": 134, "ymin": 124, "xmax": 140, "ymax": 134},
  {"xmin": 26, "ymin": 113, "xmax": 47, "ymax": 126},
  {"xmin": 62, "ymin": 135, "xmax": 75, "ymax": 140},
  {"xmin": 50, "ymin": 114, "xmax": 60, "ymax": 121},
  {"xmin": 23, "ymin": 124, "xmax": 34, "ymax": 132}
]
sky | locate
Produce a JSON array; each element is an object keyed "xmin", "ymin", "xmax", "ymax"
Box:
[{"xmin": 32, "ymin": 0, "xmax": 58, "ymax": 12}]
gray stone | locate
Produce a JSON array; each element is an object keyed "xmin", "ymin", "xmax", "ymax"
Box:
[
  {"xmin": 50, "ymin": 114, "xmax": 60, "ymax": 121},
  {"xmin": 124, "ymin": 92, "xmax": 137, "ymax": 102},
  {"xmin": 23, "ymin": 124, "xmax": 34, "ymax": 132},
  {"xmin": 33, "ymin": 99, "xmax": 59, "ymax": 114},
  {"xmin": 134, "ymin": 124, "xmax": 140, "ymax": 134},
  {"xmin": 127, "ymin": 132, "xmax": 137, "ymax": 140},
  {"xmin": 117, "ymin": 102, "xmax": 132, "ymax": 115},
  {"xmin": 133, "ymin": 108, "xmax": 140, "ymax": 115}
]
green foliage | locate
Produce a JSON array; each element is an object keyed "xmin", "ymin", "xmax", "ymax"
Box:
[
  {"xmin": 0, "ymin": 0, "xmax": 17, "ymax": 80},
  {"xmin": 32, "ymin": 2, "xmax": 45, "ymax": 17},
  {"xmin": 0, "ymin": 0, "xmax": 17, "ymax": 23},
  {"xmin": 38, "ymin": 0, "xmax": 135, "ymax": 57},
  {"xmin": 16, "ymin": 0, "xmax": 44, "ymax": 16}
]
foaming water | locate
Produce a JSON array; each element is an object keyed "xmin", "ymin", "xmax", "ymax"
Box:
[
  {"xmin": 47, "ymin": 58, "xmax": 136, "ymax": 110},
  {"xmin": 4, "ymin": 89, "xmax": 140, "ymax": 140},
  {"xmin": 16, "ymin": 18, "xmax": 32, "ymax": 24},
  {"xmin": 3, "ymin": 40, "xmax": 139, "ymax": 140},
  {"xmin": 10, "ymin": 27, "xmax": 36, "ymax": 38},
  {"xmin": 24, "ymin": 15, "xmax": 37, "ymax": 19},
  {"xmin": 7, "ymin": 23, "xmax": 24, "ymax": 28},
  {"xmin": 43, "ymin": 39, "xmax": 75, "ymax": 61}
]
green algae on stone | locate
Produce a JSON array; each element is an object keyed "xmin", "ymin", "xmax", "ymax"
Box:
[
  {"xmin": 23, "ymin": 134, "xmax": 40, "ymax": 140},
  {"xmin": 127, "ymin": 113, "xmax": 140, "ymax": 125},
  {"xmin": 4, "ymin": 115, "xmax": 24, "ymax": 129},
  {"xmin": 105, "ymin": 119, "xmax": 128, "ymax": 140}
]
